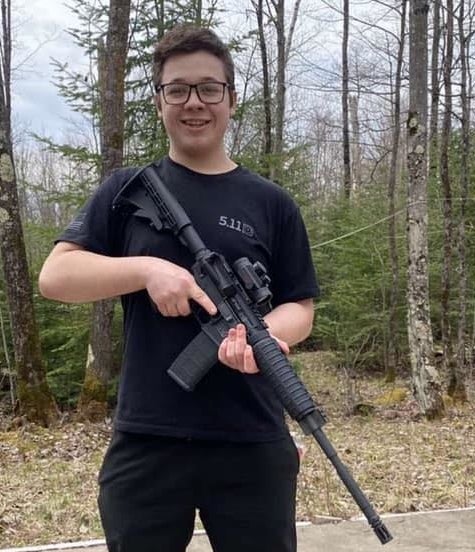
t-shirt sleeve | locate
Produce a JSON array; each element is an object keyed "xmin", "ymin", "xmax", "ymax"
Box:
[
  {"xmin": 56, "ymin": 171, "xmax": 127, "ymax": 256},
  {"xmin": 270, "ymin": 198, "xmax": 319, "ymax": 307}
]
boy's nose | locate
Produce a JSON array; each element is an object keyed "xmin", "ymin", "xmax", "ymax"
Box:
[{"xmin": 184, "ymin": 87, "xmax": 204, "ymax": 107}]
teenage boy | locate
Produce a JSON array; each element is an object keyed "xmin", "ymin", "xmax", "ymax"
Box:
[{"xmin": 39, "ymin": 25, "xmax": 318, "ymax": 552}]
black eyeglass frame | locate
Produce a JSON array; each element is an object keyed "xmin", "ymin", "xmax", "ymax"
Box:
[{"xmin": 154, "ymin": 81, "xmax": 232, "ymax": 105}]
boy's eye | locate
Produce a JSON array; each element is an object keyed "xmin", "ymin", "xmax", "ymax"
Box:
[
  {"xmin": 199, "ymin": 83, "xmax": 221, "ymax": 95},
  {"xmin": 167, "ymin": 85, "xmax": 188, "ymax": 97}
]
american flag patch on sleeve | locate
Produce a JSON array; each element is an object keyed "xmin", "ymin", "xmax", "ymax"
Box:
[{"xmin": 66, "ymin": 211, "xmax": 86, "ymax": 233}]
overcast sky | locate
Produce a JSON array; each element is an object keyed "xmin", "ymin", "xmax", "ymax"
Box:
[
  {"xmin": 11, "ymin": 0, "xmax": 256, "ymax": 143},
  {"xmin": 12, "ymin": 0, "xmax": 339, "ymax": 143},
  {"xmin": 13, "ymin": 0, "xmax": 81, "ymax": 141}
]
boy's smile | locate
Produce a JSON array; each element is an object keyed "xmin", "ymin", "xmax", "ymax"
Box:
[{"xmin": 181, "ymin": 119, "xmax": 210, "ymax": 128}]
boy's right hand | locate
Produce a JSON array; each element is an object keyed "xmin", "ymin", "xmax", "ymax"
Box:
[{"xmin": 145, "ymin": 258, "xmax": 217, "ymax": 318}]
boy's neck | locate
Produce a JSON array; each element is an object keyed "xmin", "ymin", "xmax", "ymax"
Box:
[{"xmin": 169, "ymin": 149, "xmax": 237, "ymax": 175}]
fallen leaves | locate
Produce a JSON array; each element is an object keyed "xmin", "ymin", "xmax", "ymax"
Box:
[
  {"xmin": 0, "ymin": 420, "xmax": 109, "ymax": 546},
  {"xmin": 0, "ymin": 351, "xmax": 474, "ymax": 547}
]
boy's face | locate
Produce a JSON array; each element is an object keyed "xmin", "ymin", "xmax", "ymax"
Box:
[{"xmin": 155, "ymin": 51, "xmax": 236, "ymax": 163}]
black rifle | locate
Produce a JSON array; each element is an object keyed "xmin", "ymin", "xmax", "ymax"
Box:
[{"xmin": 113, "ymin": 165, "xmax": 393, "ymax": 545}]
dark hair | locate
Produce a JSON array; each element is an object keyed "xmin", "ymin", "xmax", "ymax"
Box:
[{"xmin": 152, "ymin": 25, "xmax": 235, "ymax": 90}]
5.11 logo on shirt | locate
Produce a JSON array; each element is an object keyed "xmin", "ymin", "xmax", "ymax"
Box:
[{"xmin": 218, "ymin": 215, "xmax": 255, "ymax": 238}]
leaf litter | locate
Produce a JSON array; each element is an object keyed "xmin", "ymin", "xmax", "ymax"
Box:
[{"xmin": 0, "ymin": 352, "xmax": 474, "ymax": 547}]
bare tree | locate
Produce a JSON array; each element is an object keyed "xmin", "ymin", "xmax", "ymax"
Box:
[
  {"xmin": 439, "ymin": 0, "xmax": 454, "ymax": 376},
  {"xmin": 428, "ymin": 0, "xmax": 441, "ymax": 179},
  {"xmin": 254, "ymin": 0, "xmax": 272, "ymax": 176},
  {"xmin": 342, "ymin": 0, "xmax": 351, "ymax": 197},
  {"xmin": 273, "ymin": 0, "xmax": 285, "ymax": 182},
  {"xmin": 387, "ymin": 0, "xmax": 407, "ymax": 382},
  {"xmin": 78, "ymin": 0, "xmax": 131, "ymax": 420},
  {"xmin": 0, "ymin": 0, "xmax": 57, "ymax": 424},
  {"xmin": 349, "ymin": 93, "xmax": 362, "ymax": 192},
  {"xmin": 406, "ymin": 0, "xmax": 444, "ymax": 419},
  {"xmin": 252, "ymin": 0, "xmax": 302, "ymax": 180}
]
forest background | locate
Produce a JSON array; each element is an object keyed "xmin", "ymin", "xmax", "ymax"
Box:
[
  {"xmin": 0, "ymin": 0, "xmax": 474, "ymax": 546},
  {"xmin": 1, "ymin": 0, "xmax": 472, "ymax": 422}
]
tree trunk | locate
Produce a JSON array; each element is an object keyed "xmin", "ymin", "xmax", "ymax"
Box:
[
  {"xmin": 254, "ymin": 0, "xmax": 272, "ymax": 177},
  {"xmin": 342, "ymin": 0, "xmax": 351, "ymax": 198},
  {"xmin": 387, "ymin": 0, "xmax": 407, "ymax": 382},
  {"xmin": 272, "ymin": 0, "xmax": 285, "ymax": 183},
  {"xmin": 0, "ymin": 0, "xmax": 57, "ymax": 425},
  {"xmin": 451, "ymin": 0, "xmax": 469, "ymax": 402},
  {"xmin": 254, "ymin": 0, "xmax": 301, "ymax": 184},
  {"xmin": 406, "ymin": 0, "xmax": 444, "ymax": 419},
  {"xmin": 349, "ymin": 94, "xmax": 361, "ymax": 193},
  {"xmin": 428, "ymin": 0, "xmax": 441, "ymax": 180},
  {"xmin": 284, "ymin": 0, "xmax": 301, "ymax": 67},
  {"xmin": 0, "ymin": 163, "xmax": 58, "ymax": 425},
  {"xmin": 439, "ymin": 0, "xmax": 454, "ymax": 379},
  {"xmin": 78, "ymin": 0, "xmax": 131, "ymax": 421}
]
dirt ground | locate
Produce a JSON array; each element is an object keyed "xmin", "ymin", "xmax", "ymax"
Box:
[{"xmin": 1, "ymin": 352, "xmax": 474, "ymax": 548}]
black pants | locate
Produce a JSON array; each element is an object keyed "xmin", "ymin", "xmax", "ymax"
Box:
[{"xmin": 98, "ymin": 431, "xmax": 300, "ymax": 552}]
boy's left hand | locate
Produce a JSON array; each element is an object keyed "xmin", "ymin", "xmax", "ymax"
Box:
[{"xmin": 218, "ymin": 323, "xmax": 290, "ymax": 374}]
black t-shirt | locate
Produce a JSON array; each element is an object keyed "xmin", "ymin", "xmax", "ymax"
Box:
[{"xmin": 58, "ymin": 157, "xmax": 319, "ymax": 441}]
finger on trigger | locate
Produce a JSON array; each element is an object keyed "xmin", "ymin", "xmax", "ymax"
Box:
[{"xmin": 194, "ymin": 287, "xmax": 217, "ymax": 316}]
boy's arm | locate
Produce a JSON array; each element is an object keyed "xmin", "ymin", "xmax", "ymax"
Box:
[
  {"xmin": 264, "ymin": 299, "xmax": 314, "ymax": 346},
  {"xmin": 38, "ymin": 241, "xmax": 216, "ymax": 316}
]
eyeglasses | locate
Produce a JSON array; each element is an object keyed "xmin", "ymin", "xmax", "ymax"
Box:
[{"xmin": 155, "ymin": 81, "xmax": 231, "ymax": 105}]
